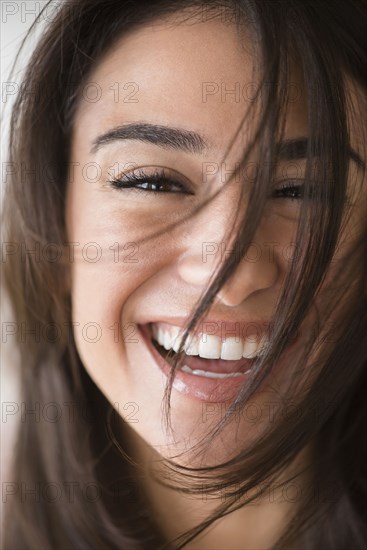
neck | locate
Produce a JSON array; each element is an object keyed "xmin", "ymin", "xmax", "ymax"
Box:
[{"xmin": 122, "ymin": 423, "xmax": 312, "ymax": 549}]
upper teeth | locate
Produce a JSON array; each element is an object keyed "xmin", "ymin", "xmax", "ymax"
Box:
[{"xmin": 151, "ymin": 322, "xmax": 267, "ymax": 360}]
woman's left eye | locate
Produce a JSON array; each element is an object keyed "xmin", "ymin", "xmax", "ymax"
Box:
[{"xmin": 272, "ymin": 180, "xmax": 306, "ymax": 200}]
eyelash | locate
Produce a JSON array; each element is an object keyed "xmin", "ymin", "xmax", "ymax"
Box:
[
  {"xmin": 272, "ymin": 180, "xmax": 306, "ymax": 200},
  {"xmin": 107, "ymin": 168, "xmax": 192, "ymax": 195},
  {"xmin": 107, "ymin": 169, "xmax": 312, "ymax": 200}
]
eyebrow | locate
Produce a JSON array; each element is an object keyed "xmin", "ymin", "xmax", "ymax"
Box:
[
  {"xmin": 278, "ymin": 137, "xmax": 365, "ymax": 168},
  {"xmin": 90, "ymin": 124, "xmax": 365, "ymax": 169},
  {"xmin": 90, "ymin": 122, "xmax": 208, "ymax": 155}
]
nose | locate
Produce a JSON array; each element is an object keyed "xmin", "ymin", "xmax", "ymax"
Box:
[
  {"xmin": 176, "ymin": 195, "xmax": 279, "ymax": 307},
  {"xmin": 177, "ymin": 240, "xmax": 279, "ymax": 307},
  {"xmin": 216, "ymin": 247, "xmax": 279, "ymax": 306}
]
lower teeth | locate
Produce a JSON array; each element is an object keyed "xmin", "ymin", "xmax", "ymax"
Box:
[{"xmin": 180, "ymin": 365, "xmax": 250, "ymax": 379}]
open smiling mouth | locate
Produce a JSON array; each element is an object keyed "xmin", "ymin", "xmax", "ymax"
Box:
[
  {"xmin": 144, "ymin": 321, "xmax": 268, "ymax": 379},
  {"xmin": 137, "ymin": 322, "xmax": 275, "ymax": 402}
]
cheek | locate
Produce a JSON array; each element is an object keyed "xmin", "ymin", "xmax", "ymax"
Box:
[
  {"xmin": 69, "ymin": 261, "xmax": 137, "ymax": 400},
  {"xmin": 260, "ymin": 211, "xmax": 299, "ymax": 270},
  {"xmin": 65, "ymin": 182, "xmax": 158, "ymax": 400}
]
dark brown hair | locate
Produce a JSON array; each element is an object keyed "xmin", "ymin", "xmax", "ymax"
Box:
[{"xmin": 2, "ymin": 1, "xmax": 367, "ymax": 548}]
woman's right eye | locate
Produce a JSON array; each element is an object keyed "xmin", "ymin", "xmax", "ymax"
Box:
[{"xmin": 107, "ymin": 168, "xmax": 193, "ymax": 195}]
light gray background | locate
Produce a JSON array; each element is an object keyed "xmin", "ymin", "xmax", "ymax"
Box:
[{"xmin": 1, "ymin": 1, "xmax": 58, "ymax": 162}]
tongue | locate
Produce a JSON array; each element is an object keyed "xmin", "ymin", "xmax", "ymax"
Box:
[{"xmin": 183, "ymin": 354, "xmax": 254, "ymax": 374}]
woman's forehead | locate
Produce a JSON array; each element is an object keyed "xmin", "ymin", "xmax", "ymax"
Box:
[{"xmin": 70, "ymin": 15, "xmax": 309, "ymax": 158}]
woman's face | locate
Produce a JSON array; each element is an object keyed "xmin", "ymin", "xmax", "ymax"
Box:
[{"xmin": 65, "ymin": 13, "xmax": 365, "ymax": 465}]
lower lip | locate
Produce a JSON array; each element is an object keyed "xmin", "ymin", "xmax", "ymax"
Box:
[{"xmin": 138, "ymin": 323, "xmax": 257, "ymax": 403}]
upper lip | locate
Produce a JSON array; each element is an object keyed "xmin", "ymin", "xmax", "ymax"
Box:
[{"xmin": 138, "ymin": 316, "xmax": 271, "ymax": 340}]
